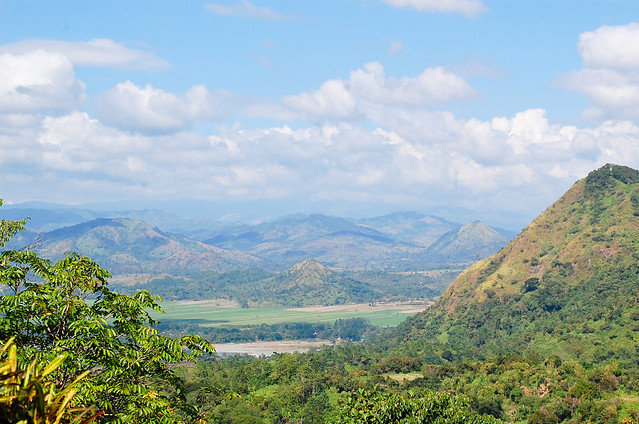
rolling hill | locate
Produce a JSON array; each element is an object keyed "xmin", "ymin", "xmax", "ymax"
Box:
[
  {"xmin": 32, "ymin": 218, "xmax": 261, "ymax": 275},
  {"xmin": 391, "ymin": 164, "xmax": 639, "ymax": 366}
]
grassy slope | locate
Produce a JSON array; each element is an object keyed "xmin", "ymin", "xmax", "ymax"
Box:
[{"xmin": 392, "ymin": 165, "xmax": 639, "ymax": 365}]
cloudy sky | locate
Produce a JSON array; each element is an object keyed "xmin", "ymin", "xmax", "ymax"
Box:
[{"xmin": 1, "ymin": 1, "xmax": 638, "ymax": 229}]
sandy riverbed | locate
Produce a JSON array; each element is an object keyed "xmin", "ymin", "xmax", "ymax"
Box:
[{"xmin": 213, "ymin": 339, "xmax": 335, "ymax": 356}]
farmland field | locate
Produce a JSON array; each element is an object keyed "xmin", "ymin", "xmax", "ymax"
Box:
[{"xmin": 153, "ymin": 299, "xmax": 431, "ymax": 328}]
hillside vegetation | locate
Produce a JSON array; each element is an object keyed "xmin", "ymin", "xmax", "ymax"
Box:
[
  {"xmin": 171, "ymin": 165, "xmax": 639, "ymax": 423},
  {"xmin": 391, "ymin": 164, "xmax": 639, "ymax": 366},
  {"xmin": 8, "ymin": 166, "xmax": 639, "ymax": 423}
]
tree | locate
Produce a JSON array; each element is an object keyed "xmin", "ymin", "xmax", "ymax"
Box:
[
  {"xmin": 331, "ymin": 387, "xmax": 502, "ymax": 424},
  {"xmin": 0, "ymin": 200, "xmax": 215, "ymax": 423}
]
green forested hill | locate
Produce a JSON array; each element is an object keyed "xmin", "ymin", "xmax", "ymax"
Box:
[
  {"xmin": 257, "ymin": 258, "xmax": 377, "ymax": 306},
  {"xmin": 132, "ymin": 259, "xmax": 404, "ymax": 307},
  {"xmin": 391, "ymin": 164, "xmax": 639, "ymax": 365}
]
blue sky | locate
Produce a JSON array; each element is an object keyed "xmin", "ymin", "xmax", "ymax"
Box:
[{"xmin": 1, "ymin": 0, "xmax": 638, "ymax": 229}]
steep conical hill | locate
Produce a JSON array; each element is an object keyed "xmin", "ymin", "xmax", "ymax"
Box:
[
  {"xmin": 259, "ymin": 259, "xmax": 377, "ymax": 307},
  {"xmin": 392, "ymin": 164, "xmax": 639, "ymax": 365}
]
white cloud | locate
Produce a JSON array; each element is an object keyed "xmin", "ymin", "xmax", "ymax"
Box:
[
  {"xmin": 281, "ymin": 62, "xmax": 475, "ymax": 121},
  {"xmin": 558, "ymin": 69, "xmax": 639, "ymax": 120},
  {"xmin": 0, "ymin": 42, "xmax": 634, "ymax": 227},
  {"xmin": 354, "ymin": 62, "xmax": 475, "ymax": 105},
  {"xmin": 95, "ymin": 82, "xmax": 228, "ymax": 133},
  {"xmin": 381, "ymin": 0, "xmax": 488, "ymax": 18},
  {"xmin": 342, "ymin": 105, "xmax": 610, "ymax": 202},
  {"xmin": 0, "ymin": 39, "xmax": 168, "ymax": 69},
  {"xmin": 578, "ymin": 23, "xmax": 639, "ymax": 70},
  {"xmin": 559, "ymin": 23, "xmax": 639, "ymax": 121},
  {"xmin": 2, "ymin": 102, "xmax": 638, "ymax": 227},
  {"xmin": 282, "ymin": 80, "xmax": 358, "ymax": 121},
  {"xmin": 0, "ymin": 50, "xmax": 86, "ymax": 113},
  {"xmin": 205, "ymin": 1, "xmax": 290, "ymax": 20}
]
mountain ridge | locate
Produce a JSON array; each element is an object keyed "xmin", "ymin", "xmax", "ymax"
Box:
[
  {"xmin": 391, "ymin": 164, "xmax": 639, "ymax": 365},
  {"xmin": 33, "ymin": 217, "xmax": 261, "ymax": 274}
]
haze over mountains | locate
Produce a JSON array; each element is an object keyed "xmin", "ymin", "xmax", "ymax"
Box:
[
  {"xmin": 2, "ymin": 208, "xmax": 511, "ymax": 272},
  {"xmin": 0, "ymin": 205, "xmax": 513, "ymax": 305}
]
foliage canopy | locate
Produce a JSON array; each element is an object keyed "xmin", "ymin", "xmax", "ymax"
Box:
[{"xmin": 0, "ymin": 200, "xmax": 215, "ymax": 423}]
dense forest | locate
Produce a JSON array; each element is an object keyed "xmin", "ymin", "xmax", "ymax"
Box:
[
  {"xmin": 173, "ymin": 343, "xmax": 639, "ymax": 423},
  {"xmin": 5, "ymin": 166, "xmax": 639, "ymax": 423}
]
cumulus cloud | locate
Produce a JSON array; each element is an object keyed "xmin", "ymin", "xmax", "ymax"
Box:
[
  {"xmin": 0, "ymin": 43, "xmax": 633, "ymax": 226},
  {"xmin": 95, "ymin": 82, "xmax": 229, "ymax": 133},
  {"xmin": 205, "ymin": 1, "xmax": 291, "ymax": 20},
  {"xmin": 340, "ymin": 105, "xmax": 612, "ymax": 210},
  {"xmin": 282, "ymin": 80, "xmax": 358, "ymax": 121},
  {"xmin": 381, "ymin": 0, "xmax": 488, "ymax": 18},
  {"xmin": 0, "ymin": 50, "xmax": 86, "ymax": 113},
  {"xmin": 281, "ymin": 62, "xmax": 476, "ymax": 121},
  {"xmin": 558, "ymin": 69, "xmax": 639, "ymax": 120},
  {"xmin": 0, "ymin": 39, "xmax": 168, "ymax": 69},
  {"xmin": 2, "ymin": 99, "xmax": 637, "ymax": 227},
  {"xmin": 578, "ymin": 23, "xmax": 639, "ymax": 70},
  {"xmin": 559, "ymin": 23, "xmax": 639, "ymax": 121},
  {"xmin": 354, "ymin": 63, "xmax": 475, "ymax": 105}
]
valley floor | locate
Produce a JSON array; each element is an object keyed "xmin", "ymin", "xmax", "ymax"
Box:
[
  {"xmin": 156, "ymin": 299, "xmax": 432, "ymax": 327},
  {"xmin": 213, "ymin": 339, "xmax": 335, "ymax": 356}
]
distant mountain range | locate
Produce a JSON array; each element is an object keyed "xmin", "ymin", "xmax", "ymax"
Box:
[
  {"xmin": 202, "ymin": 213, "xmax": 427, "ymax": 271},
  {"xmin": 423, "ymin": 221, "xmax": 510, "ymax": 263},
  {"xmin": 2, "ymin": 208, "xmax": 512, "ymax": 273},
  {"xmin": 31, "ymin": 218, "xmax": 260, "ymax": 274},
  {"xmin": 0, "ymin": 205, "xmax": 515, "ymax": 303}
]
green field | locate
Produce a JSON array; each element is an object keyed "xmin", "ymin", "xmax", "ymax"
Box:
[{"xmin": 152, "ymin": 300, "xmax": 426, "ymax": 328}]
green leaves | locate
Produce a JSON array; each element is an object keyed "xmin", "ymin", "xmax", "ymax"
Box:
[
  {"xmin": 0, "ymin": 200, "xmax": 27, "ymax": 248},
  {"xmin": 0, "ymin": 337, "xmax": 99, "ymax": 424},
  {"xmin": 332, "ymin": 387, "xmax": 502, "ymax": 424},
  {"xmin": 0, "ymin": 201, "xmax": 215, "ymax": 423}
]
